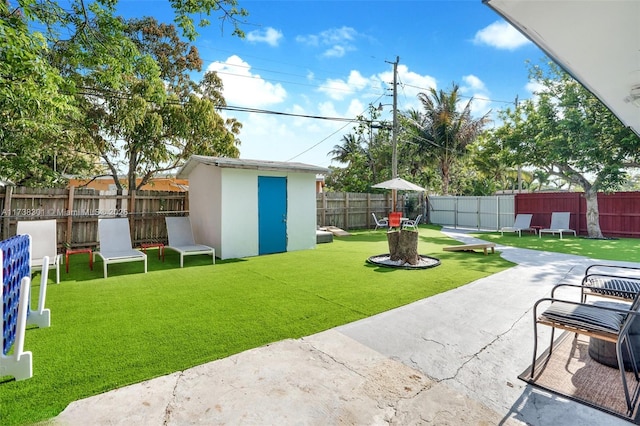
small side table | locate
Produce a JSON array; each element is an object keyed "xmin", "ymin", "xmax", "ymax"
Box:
[
  {"xmin": 140, "ymin": 242, "xmax": 165, "ymax": 262},
  {"xmin": 530, "ymin": 226, "xmax": 543, "ymax": 235},
  {"xmin": 65, "ymin": 248, "xmax": 93, "ymax": 273}
]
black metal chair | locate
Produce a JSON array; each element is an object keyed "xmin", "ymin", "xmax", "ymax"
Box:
[
  {"xmin": 532, "ymin": 291, "xmax": 640, "ymax": 413},
  {"xmin": 581, "ymin": 264, "xmax": 640, "ymax": 303}
]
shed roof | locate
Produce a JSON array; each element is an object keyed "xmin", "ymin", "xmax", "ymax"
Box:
[{"xmin": 177, "ymin": 155, "xmax": 330, "ymax": 178}]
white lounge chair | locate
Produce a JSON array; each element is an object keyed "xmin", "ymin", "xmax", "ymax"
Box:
[
  {"xmin": 539, "ymin": 212, "xmax": 577, "ymax": 239},
  {"xmin": 16, "ymin": 219, "xmax": 61, "ymax": 284},
  {"xmin": 165, "ymin": 217, "xmax": 215, "ymax": 268},
  {"xmin": 500, "ymin": 213, "xmax": 534, "ymax": 237},
  {"xmin": 94, "ymin": 218, "xmax": 147, "ymax": 278}
]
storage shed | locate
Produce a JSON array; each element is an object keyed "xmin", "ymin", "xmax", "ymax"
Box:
[{"xmin": 177, "ymin": 156, "xmax": 330, "ymax": 260}]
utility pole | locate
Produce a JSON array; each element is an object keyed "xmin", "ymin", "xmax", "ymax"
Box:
[
  {"xmin": 391, "ymin": 56, "xmax": 399, "ymax": 180},
  {"xmin": 515, "ymin": 95, "xmax": 522, "ymax": 193},
  {"xmin": 388, "ymin": 56, "xmax": 400, "ymax": 210}
]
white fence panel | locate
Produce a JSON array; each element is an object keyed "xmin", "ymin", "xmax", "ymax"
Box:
[
  {"xmin": 428, "ymin": 197, "xmax": 456, "ymax": 226},
  {"xmin": 428, "ymin": 195, "xmax": 515, "ymax": 230},
  {"xmin": 457, "ymin": 197, "xmax": 480, "ymax": 228}
]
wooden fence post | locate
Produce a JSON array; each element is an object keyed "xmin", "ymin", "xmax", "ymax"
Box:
[
  {"xmin": 344, "ymin": 192, "xmax": 349, "ymax": 229},
  {"xmin": 323, "ymin": 193, "xmax": 327, "ymax": 226},
  {"xmin": 3, "ymin": 186, "xmax": 12, "ymax": 240},
  {"xmin": 66, "ymin": 187, "xmax": 75, "ymax": 247},
  {"xmin": 367, "ymin": 193, "xmax": 371, "ymax": 229},
  {"xmin": 128, "ymin": 189, "xmax": 136, "ymax": 243}
]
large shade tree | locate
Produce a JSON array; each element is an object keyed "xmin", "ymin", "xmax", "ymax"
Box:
[
  {"xmin": 403, "ymin": 83, "xmax": 490, "ymax": 195},
  {"xmin": 0, "ymin": 1, "xmax": 95, "ymax": 186},
  {"xmin": 492, "ymin": 62, "xmax": 640, "ymax": 237},
  {"xmin": 4, "ymin": 0, "xmax": 247, "ymax": 188},
  {"xmin": 64, "ymin": 17, "xmax": 242, "ymax": 191}
]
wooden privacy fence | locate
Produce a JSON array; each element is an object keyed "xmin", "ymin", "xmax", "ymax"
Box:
[
  {"xmin": 0, "ymin": 186, "xmax": 187, "ymax": 250},
  {"xmin": 316, "ymin": 192, "xmax": 426, "ymax": 230},
  {"xmin": 516, "ymin": 192, "xmax": 640, "ymax": 238}
]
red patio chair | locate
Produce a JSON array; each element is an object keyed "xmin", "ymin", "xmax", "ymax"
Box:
[{"xmin": 389, "ymin": 212, "xmax": 402, "ymax": 228}]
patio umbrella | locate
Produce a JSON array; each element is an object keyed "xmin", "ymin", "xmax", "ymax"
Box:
[
  {"xmin": 372, "ymin": 177, "xmax": 424, "ymax": 211},
  {"xmin": 484, "ymin": 0, "xmax": 640, "ymax": 136},
  {"xmin": 372, "ymin": 177, "xmax": 425, "ymax": 192}
]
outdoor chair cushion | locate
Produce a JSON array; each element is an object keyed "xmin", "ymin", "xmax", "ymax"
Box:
[
  {"xmin": 539, "ymin": 301, "xmax": 626, "ymax": 334},
  {"xmin": 584, "ymin": 275, "xmax": 640, "ymax": 300}
]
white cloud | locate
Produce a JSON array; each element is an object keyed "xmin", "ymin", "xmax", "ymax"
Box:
[
  {"xmin": 246, "ymin": 27, "xmax": 283, "ymax": 47},
  {"xmin": 375, "ymin": 65, "xmax": 437, "ymax": 112},
  {"xmin": 296, "ymin": 26, "xmax": 359, "ymax": 58},
  {"xmin": 345, "ymin": 99, "xmax": 366, "ymax": 120},
  {"xmin": 318, "ymin": 70, "xmax": 369, "ymax": 101},
  {"xmin": 526, "ymin": 80, "xmax": 545, "ymax": 95},
  {"xmin": 462, "ymin": 74, "xmax": 487, "ymax": 93},
  {"xmin": 459, "ymin": 75, "xmax": 491, "ymax": 117},
  {"xmin": 206, "ymin": 55, "xmax": 287, "ymax": 107},
  {"xmin": 324, "ymin": 45, "xmax": 348, "ymax": 58},
  {"xmin": 474, "ymin": 21, "xmax": 531, "ymax": 50}
]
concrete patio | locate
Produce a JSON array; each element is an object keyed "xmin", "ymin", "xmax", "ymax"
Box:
[{"xmin": 52, "ymin": 228, "xmax": 633, "ymax": 425}]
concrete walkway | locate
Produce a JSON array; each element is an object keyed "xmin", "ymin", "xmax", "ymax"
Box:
[{"xmin": 53, "ymin": 229, "xmax": 634, "ymax": 425}]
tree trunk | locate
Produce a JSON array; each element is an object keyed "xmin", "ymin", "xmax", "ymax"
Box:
[
  {"xmin": 387, "ymin": 229, "xmax": 420, "ymax": 265},
  {"xmin": 584, "ymin": 189, "xmax": 604, "ymax": 238},
  {"xmin": 441, "ymin": 161, "xmax": 450, "ymax": 195}
]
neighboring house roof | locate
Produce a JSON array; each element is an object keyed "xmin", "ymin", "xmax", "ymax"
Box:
[
  {"xmin": 177, "ymin": 155, "xmax": 330, "ymax": 178},
  {"xmin": 67, "ymin": 176, "xmax": 188, "ymax": 192}
]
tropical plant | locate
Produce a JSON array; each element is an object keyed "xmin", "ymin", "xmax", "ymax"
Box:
[{"xmin": 403, "ymin": 83, "xmax": 490, "ymax": 195}]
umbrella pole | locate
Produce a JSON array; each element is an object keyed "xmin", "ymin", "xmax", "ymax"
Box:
[{"xmin": 392, "ymin": 189, "xmax": 397, "ymax": 213}]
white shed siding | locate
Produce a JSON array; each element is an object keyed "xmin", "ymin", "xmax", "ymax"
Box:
[
  {"xmin": 286, "ymin": 172, "xmax": 317, "ymax": 252},
  {"xmin": 219, "ymin": 167, "xmax": 260, "ymax": 259},
  {"xmin": 188, "ymin": 163, "xmax": 221, "ymax": 250}
]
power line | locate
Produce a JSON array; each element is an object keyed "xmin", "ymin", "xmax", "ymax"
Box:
[
  {"xmin": 286, "ymin": 93, "xmax": 388, "ymax": 161},
  {"xmin": 221, "ymin": 105, "xmax": 357, "ymax": 123}
]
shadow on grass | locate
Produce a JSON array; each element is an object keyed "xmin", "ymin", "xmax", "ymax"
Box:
[{"xmin": 59, "ymin": 249, "xmax": 231, "ymax": 283}]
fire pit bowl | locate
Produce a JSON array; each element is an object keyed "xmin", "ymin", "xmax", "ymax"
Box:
[{"xmin": 367, "ymin": 254, "xmax": 441, "ymax": 269}]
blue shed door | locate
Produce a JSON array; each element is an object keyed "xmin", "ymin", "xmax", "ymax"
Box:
[{"xmin": 258, "ymin": 176, "xmax": 287, "ymax": 255}]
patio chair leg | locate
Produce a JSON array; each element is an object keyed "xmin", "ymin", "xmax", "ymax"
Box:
[
  {"xmin": 625, "ymin": 336, "xmax": 640, "ymax": 381},
  {"xmin": 549, "ymin": 327, "xmax": 556, "ymax": 354},
  {"xmin": 532, "ymin": 320, "xmax": 540, "ymax": 378},
  {"xmin": 617, "ymin": 339, "xmax": 634, "ymax": 413}
]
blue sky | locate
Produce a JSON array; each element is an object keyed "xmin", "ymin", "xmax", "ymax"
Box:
[{"xmin": 118, "ymin": 0, "xmax": 545, "ymax": 168}]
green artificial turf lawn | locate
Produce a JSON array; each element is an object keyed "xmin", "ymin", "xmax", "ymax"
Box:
[
  {"xmin": 1, "ymin": 226, "xmax": 513, "ymax": 425},
  {"xmin": 472, "ymin": 231, "xmax": 640, "ymax": 262}
]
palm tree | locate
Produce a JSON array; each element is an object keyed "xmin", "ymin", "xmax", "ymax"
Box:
[
  {"xmin": 329, "ymin": 134, "xmax": 364, "ymax": 165},
  {"xmin": 404, "ymin": 83, "xmax": 490, "ymax": 194}
]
